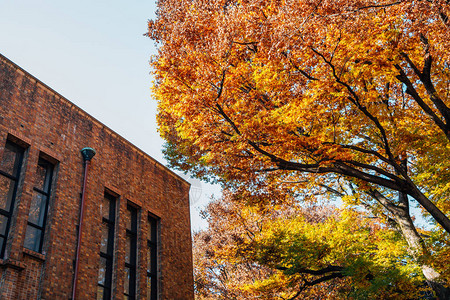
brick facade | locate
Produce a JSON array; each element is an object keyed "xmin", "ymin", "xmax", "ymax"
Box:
[{"xmin": 0, "ymin": 53, "xmax": 194, "ymax": 299}]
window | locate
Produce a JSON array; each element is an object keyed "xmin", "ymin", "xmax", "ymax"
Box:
[
  {"xmin": 124, "ymin": 205, "xmax": 138, "ymax": 300},
  {"xmin": 97, "ymin": 193, "xmax": 117, "ymax": 300},
  {"xmin": 24, "ymin": 157, "xmax": 54, "ymax": 253},
  {"xmin": 146, "ymin": 215, "xmax": 158, "ymax": 300},
  {"xmin": 0, "ymin": 141, "xmax": 24, "ymax": 258}
]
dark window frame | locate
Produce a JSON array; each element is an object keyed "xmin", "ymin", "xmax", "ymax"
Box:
[
  {"xmin": 24, "ymin": 157, "xmax": 54, "ymax": 253},
  {"xmin": 147, "ymin": 215, "xmax": 158, "ymax": 300},
  {"xmin": 98, "ymin": 192, "xmax": 117, "ymax": 300},
  {"xmin": 0, "ymin": 141, "xmax": 25, "ymax": 258},
  {"xmin": 124, "ymin": 204, "xmax": 138, "ymax": 300}
]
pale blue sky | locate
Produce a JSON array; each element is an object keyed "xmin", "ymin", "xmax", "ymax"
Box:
[{"xmin": 0, "ymin": 0, "xmax": 216, "ymax": 230}]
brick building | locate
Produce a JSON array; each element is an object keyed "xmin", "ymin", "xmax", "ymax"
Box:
[{"xmin": 0, "ymin": 53, "xmax": 194, "ymax": 299}]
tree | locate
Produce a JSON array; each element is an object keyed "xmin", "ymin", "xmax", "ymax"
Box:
[
  {"xmin": 148, "ymin": 0, "xmax": 450, "ymax": 297},
  {"xmin": 194, "ymin": 190, "xmax": 426, "ymax": 299}
]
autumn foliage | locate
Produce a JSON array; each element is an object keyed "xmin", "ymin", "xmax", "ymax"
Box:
[
  {"xmin": 148, "ymin": 0, "xmax": 450, "ymax": 298},
  {"xmin": 194, "ymin": 191, "xmax": 429, "ymax": 299}
]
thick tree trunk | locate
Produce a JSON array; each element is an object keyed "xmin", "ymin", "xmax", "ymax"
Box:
[
  {"xmin": 393, "ymin": 201, "xmax": 450, "ymax": 300},
  {"xmin": 368, "ymin": 189, "xmax": 449, "ymax": 299}
]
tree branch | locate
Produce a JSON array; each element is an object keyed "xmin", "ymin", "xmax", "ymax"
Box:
[
  {"xmin": 310, "ymin": 46, "xmax": 401, "ymax": 175},
  {"xmin": 287, "ymin": 271, "xmax": 346, "ymax": 300},
  {"xmin": 400, "ymin": 48, "xmax": 450, "ymax": 133},
  {"xmin": 337, "ymin": 143, "xmax": 391, "ymax": 164},
  {"xmin": 281, "ymin": 51, "xmax": 318, "ymax": 81},
  {"xmin": 344, "ymin": 160, "xmax": 402, "ymax": 182},
  {"xmin": 394, "ymin": 63, "xmax": 449, "ymax": 137}
]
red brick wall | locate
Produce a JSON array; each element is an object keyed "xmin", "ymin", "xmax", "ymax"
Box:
[{"xmin": 0, "ymin": 54, "xmax": 194, "ymax": 299}]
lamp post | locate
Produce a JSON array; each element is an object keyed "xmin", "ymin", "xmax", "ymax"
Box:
[{"xmin": 72, "ymin": 147, "xmax": 96, "ymax": 300}]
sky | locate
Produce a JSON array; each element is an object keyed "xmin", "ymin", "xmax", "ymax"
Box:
[{"xmin": 0, "ymin": 0, "xmax": 218, "ymax": 231}]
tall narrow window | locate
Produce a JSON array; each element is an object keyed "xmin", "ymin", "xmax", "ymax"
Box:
[
  {"xmin": 24, "ymin": 157, "xmax": 54, "ymax": 253},
  {"xmin": 146, "ymin": 215, "xmax": 158, "ymax": 300},
  {"xmin": 124, "ymin": 205, "xmax": 138, "ymax": 300},
  {"xmin": 0, "ymin": 141, "xmax": 24, "ymax": 258},
  {"xmin": 97, "ymin": 193, "xmax": 116, "ymax": 300}
]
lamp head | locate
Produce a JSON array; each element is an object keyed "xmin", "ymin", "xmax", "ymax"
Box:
[{"xmin": 81, "ymin": 147, "xmax": 96, "ymax": 161}]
